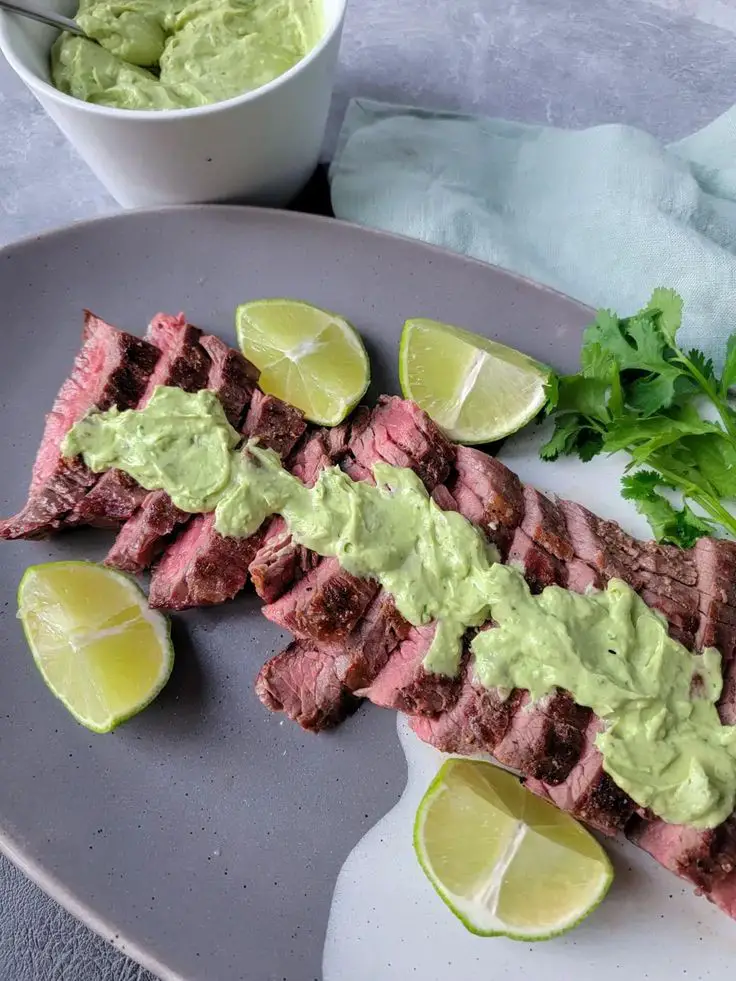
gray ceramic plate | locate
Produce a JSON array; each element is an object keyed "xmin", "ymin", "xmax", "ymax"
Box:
[{"xmin": 0, "ymin": 206, "xmax": 591, "ymax": 981}]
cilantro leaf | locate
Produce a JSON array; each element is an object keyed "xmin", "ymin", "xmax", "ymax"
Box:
[
  {"xmin": 685, "ymin": 348, "xmax": 716, "ymax": 385},
  {"xmin": 553, "ymin": 375, "xmax": 610, "ymax": 421},
  {"xmin": 620, "ymin": 470, "xmax": 715, "ymax": 547},
  {"xmin": 645, "ymin": 287, "xmax": 683, "ymax": 343},
  {"xmin": 539, "ymin": 415, "xmax": 603, "ymax": 462},
  {"xmin": 720, "ymin": 333, "xmax": 736, "ymax": 396},
  {"xmin": 624, "ymin": 369, "xmax": 681, "ymax": 416}
]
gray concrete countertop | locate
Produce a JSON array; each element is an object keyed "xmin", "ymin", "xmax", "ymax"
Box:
[{"xmin": 0, "ymin": 0, "xmax": 735, "ymax": 977}]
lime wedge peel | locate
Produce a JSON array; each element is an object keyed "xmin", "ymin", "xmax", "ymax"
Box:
[
  {"xmin": 18, "ymin": 561, "xmax": 173, "ymax": 734},
  {"xmin": 399, "ymin": 317, "xmax": 551, "ymax": 444},
  {"xmin": 413, "ymin": 758, "xmax": 613, "ymax": 940},
  {"xmin": 235, "ymin": 298, "xmax": 370, "ymax": 427}
]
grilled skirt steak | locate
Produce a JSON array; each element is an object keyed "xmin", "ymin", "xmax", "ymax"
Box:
[{"xmin": 8, "ymin": 313, "xmax": 736, "ymax": 923}]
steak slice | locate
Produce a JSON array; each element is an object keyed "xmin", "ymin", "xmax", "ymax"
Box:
[
  {"xmin": 506, "ymin": 527, "xmax": 567, "ymax": 593},
  {"xmin": 243, "ymin": 389, "xmax": 307, "ymax": 458},
  {"xmin": 148, "ymin": 512, "xmax": 265, "ymax": 610},
  {"xmin": 445, "ymin": 446, "xmax": 524, "ymax": 556},
  {"xmin": 255, "ymin": 641, "xmax": 360, "ymax": 732},
  {"xmin": 256, "ymin": 593, "xmax": 410, "ymax": 732},
  {"xmin": 493, "ymin": 690, "xmax": 592, "ymax": 785},
  {"xmin": 350, "ymin": 395, "xmax": 453, "ymax": 492},
  {"xmin": 526, "ymin": 716, "xmax": 636, "ymax": 835},
  {"xmin": 74, "ymin": 312, "xmax": 212, "ymax": 527},
  {"xmin": 521, "ymin": 486, "xmax": 574, "ymax": 562},
  {"xmin": 410, "ymin": 661, "xmax": 524, "ymax": 755},
  {"xmin": 73, "ymin": 471, "xmax": 149, "ymax": 529},
  {"xmin": 249, "ymin": 516, "xmax": 320, "ymax": 604},
  {"xmin": 105, "ymin": 490, "xmax": 188, "ymax": 575},
  {"xmin": 356, "ymin": 625, "xmax": 461, "ymax": 716},
  {"xmin": 199, "ymin": 333, "xmax": 258, "ymax": 428},
  {"xmin": 263, "ymin": 557, "xmax": 379, "ymax": 644},
  {"xmin": 627, "ymin": 815, "xmax": 736, "ymax": 894},
  {"xmin": 0, "ymin": 311, "xmax": 159, "ymax": 540},
  {"xmin": 695, "ymin": 537, "xmax": 736, "ymax": 608}
]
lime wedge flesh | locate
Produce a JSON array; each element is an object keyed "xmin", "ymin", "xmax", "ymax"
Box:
[
  {"xmin": 235, "ymin": 298, "xmax": 370, "ymax": 426},
  {"xmin": 18, "ymin": 561, "xmax": 173, "ymax": 733},
  {"xmin": 414, "ymin": 759, "xmax": 613, "ymax": 940},
  {"xmin": 400, "ymin": 317, "xmax": 550, "ymax": 443}
]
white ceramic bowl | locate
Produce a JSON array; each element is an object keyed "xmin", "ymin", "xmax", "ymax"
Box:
[{"xmin": 0, "ymin": 0, "xmax": 346, "ymax": 207}]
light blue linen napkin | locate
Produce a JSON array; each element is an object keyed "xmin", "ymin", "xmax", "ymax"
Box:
[{"xmin": 329, "ymin": 98, "xmax": 736, "ymax": 364}]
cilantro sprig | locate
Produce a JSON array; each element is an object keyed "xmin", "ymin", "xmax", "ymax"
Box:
[{"xmin": 541, "ymin": 288, "xmax": 736, "ymax": 546}]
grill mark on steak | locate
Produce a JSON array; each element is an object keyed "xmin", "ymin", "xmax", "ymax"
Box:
[
  {"xmin": 525, "ymin": 717, "xmax": 636, "ymax": 836},
  {"xmin": 355, "ymin": 624, "xmax": 462, "ymax": 716},
  {"xmin": 74, "ymin": 313, "xmax": 213, "ymax": 528},
  {"xmin": 243, "ymin": 389, "xmax": 307, "ymax": 458},
  {"xmin": 254, "ymin": 592, "xmax": 411, "ymax": 733},
  {"xmin": 0, "ymin": 311, "xmax": 159, "ymax": 540}
]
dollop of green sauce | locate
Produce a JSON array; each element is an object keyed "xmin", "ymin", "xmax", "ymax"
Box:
[
  {"xmin": 63, "ymin": 387, "xmax": 736, "ymax": 828},
  {"xmin": 62, "ymin": 386, "xmax": 240, "ymax": 511},
  {"xmin": 51, "ymin": 0, "xmax": 323, "ymax": 111}
]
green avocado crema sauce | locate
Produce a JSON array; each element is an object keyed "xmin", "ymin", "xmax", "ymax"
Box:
[
  {"xmin": 62, "ymin": 386, "xmax": 736, "ymax": 828},
  {"xmin": 50, "ymin": 0, "xmax": 323, "ymax": 111}
]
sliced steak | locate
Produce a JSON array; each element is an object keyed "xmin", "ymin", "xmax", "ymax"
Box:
[
  {"xmin": 0, "ymin": 311, "xmax": 159, "ymax": 540},
  {"xmin": 105, "ymin": 490, "xmax": 188, "ymax": 575},
  {"xmin": 255, "ymin": 641, "xmax": 359, "ymax": 732},
  {"xmin": 350, "ymin": 395, "xmax": 453, "ymax": 491},
  {"xmin": 506, "ymin": 527, "xmax": 567, "ymax": 593},
  {"xmin": 74, "ymin": 312, "xmax": 212, "ymax": 527},
  {"xmin": 199, "ymin": 333, "xmax": 258, "ymax": 428},
  {"xmin": 255, "ymin": 592, "xmax": 410, "ymax": 731},
  {"xmin": 627, "ymin": 815, "xmax": 736, "ymax": 893},
  {"xmin": 73, "ymin": 471, "xmax": 149, "ymax": 529},
  {"xmin": 356, "ymin": 625, "xmax": 461, "ymax": 716},
  {"xmin": 521, "ymin": 486, "xmax": 574, "ymax": 562},
  {"xmin": 410, "ymin": 660, "xmax": 524, "ymax": 755},
  {"xmin": 526, "ymin": 716, "xmax": 636, "ymax": 835},
  {"xmin": 263, "ymin": 557, "xmax": 379, "ymax": 645},
  {"xmin": 493, "ymin": 690, "xmax": 591, "ymax": 785},
  {"xmin": 695, "ymin": 537, "xmax": 736, "ymax": 608},
  {"xmin": 242, "ymin": 389, "xmax": 307, "ymax": 458},
  {"xmin": 148, "ymin": 512, "xmax": 265, "ymax": 610},
  {"xmin": 447, "ymin": 446, "xmax": 524, "ymax": 556},
  {"xmin": 105, "ymin": 327, "xmax": 268, "ymax": 575}
]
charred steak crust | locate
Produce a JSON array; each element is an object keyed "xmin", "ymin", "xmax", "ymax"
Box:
[{"xmin": 0, "ymin": 311, "xmax": 160, "ymax": 540}]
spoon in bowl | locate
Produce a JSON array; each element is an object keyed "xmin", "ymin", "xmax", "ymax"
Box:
[{"xmin": 0, "ymin": 0, "xmax": 86, "ymax": 36}]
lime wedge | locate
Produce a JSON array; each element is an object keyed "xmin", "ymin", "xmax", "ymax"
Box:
[
  {"xmin": 18, "ymin": 561, "xmax": 173, "ymax": 733},
  {"xmin": 399, "ymin": 317, "xmax": 550, "ymax": 443},
  {"xmin": 235, "ymin": 299, "xmax": 370, "ymax": 426},
  {"xmin": 414, "ymin": 759, "xmax": 613, "ymax": 940}
]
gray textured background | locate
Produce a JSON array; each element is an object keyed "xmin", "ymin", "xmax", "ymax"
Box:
[{"xmin": 0, "ymin": 0, "xmax": 735, "ymax": 978}]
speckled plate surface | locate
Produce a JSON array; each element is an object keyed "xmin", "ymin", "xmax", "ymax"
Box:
[{"xmin": 0, "ymin": 206, "xmax": 592, "ymax": 981}]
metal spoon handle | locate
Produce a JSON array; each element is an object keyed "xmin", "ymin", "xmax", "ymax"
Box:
[{"xmin": 0, "ymin": 0, "xmax": 84, "ymax": 35}]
